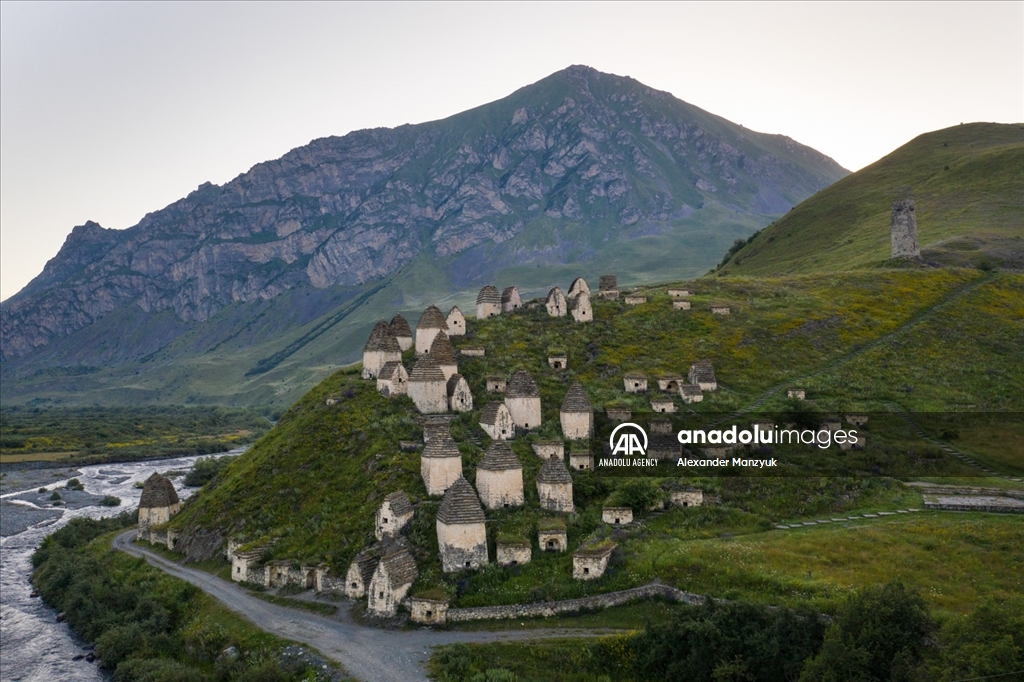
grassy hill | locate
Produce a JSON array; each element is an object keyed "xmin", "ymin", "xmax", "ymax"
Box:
[
  {"xmin": 715, "ymin": 123, "xmax": 1024, "ymax": 276},
  {"xmin": 167, "ymin": 268, "xmax": 1024, "ymax": 617}
]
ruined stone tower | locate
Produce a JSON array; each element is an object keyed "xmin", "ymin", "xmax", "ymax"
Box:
[{"xmin": 891, "ymin": 199, "xmax": 920, "ymax": 259}]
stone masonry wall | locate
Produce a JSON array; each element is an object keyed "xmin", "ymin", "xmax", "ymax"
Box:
[{"xmin": 446, "ymin": 584, "xmax": 704, "ymax": 622}]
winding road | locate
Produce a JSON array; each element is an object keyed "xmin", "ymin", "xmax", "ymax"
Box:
[{"xmin": 113, "ymin": 531, "xmax": 612, "ymax": 682}]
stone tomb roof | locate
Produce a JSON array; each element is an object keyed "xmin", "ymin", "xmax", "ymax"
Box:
[
  {"xmin": 690, "ymin": 360, "xmax": 716, "ymax": 383},
  {"xmin": 501, "ymin": 286, "xmax": 520, "ymax": 304},
  {"xmin": 436, "ymin": 477, "xmax": 486, "ymax": 525},
  {"xmin": 536, "ymin": 456, "xmax": 573, "ymax": 484},
  {"xmin": 560, "ymin": 382, "xmax": 592, "ymax": 413},
  {"xmin": 364, "ymin": 320, "xmax": 401, "ymax": 352},
  {"xmin": 384, "ymin": 491, "xmax": 413, "ymax": 517},
  {"xmin": 506, "ymin": 370, "xmax": 540, "ymax": 398},
  {"xmin": 378, "ymin": 538, "xmax": 418, "ymax": 586},
  {"xmin": 421, "ymin": 431, "xmax": 461, "ymax": 459},
  {"xmin": 478, "ymin": 441, "xmax": 521, "ymax": 471},
  {"xmin": 139, "ymin": 472, "xmax": 179, "ymax": 508},
  {"xmin": 446, "ymin": 374, "xmax": 469, "ymax": 397},
  {"xmin": 350, "ymin": 548, "xmax": 380, "ymax": 585},
  {"xmin": 680, "ymin": 384, "xmax": 702, "ymax": 396},
  {"xmin": 379, "ymin": 361, "xmax": 406, "ymax": 381},
  {"xmin": 479, "ymin": 401, "xmax": 509, "ymax": 426},
  {"xmin": 409, "ymin": 356, "xmax": 446, "ymax": 383},
  {"xmin": 429, "ymin": 334, "xmax": 457, "ymax": 363},
  {"xmin": 417, "ymin": 305, "xmax": 448, "ymax": 330},
  {"xmin": 389, "ymin": 314, "xmax": 412, "ymax": 337},
  {"xmin": 599, "ymin": 275, "xmax": 618, "ymax": 291},
  {"xmin": 476, "ymin": 286, "xmax": 501, "ymax": 304}
]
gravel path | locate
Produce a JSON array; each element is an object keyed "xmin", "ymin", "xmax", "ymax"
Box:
[{"xmin": 113, "ymin": 531, "xmax": 613, "ymax": 682}]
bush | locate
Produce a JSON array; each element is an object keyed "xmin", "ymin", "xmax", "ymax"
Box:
[
  {"xmin": 49, "ymin": 491, "xmax": 62, "ymax": 501},
  {"xmin": 66, "ymin": 478, "xmax": 85, "ymax": 491},
  {"xmin": 99, "ymin": 495, "xmax": 122, "ymax": 507},
  {"xmin": 799, "ymin": 582, "xmax": 934, "ymax": 682},
  {"xmin": 184, "ymin": 455, "xmax": 236, "ymax": 487}
]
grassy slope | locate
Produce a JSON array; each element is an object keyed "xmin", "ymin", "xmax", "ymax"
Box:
[
  {"xmin": 169, "ymin": 268, "xmax": 1023, "ymax": 616},
  {"xmin": 717, "ymin": 123, "xmax": 1024, "ymax": 276}
]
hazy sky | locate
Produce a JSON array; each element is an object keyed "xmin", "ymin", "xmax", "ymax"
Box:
[{"xmin": 1, "ymin": 1, "xmax": 1021, "ymax": 301}]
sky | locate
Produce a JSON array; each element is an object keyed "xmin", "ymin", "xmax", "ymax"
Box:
[{"xmin": 1, "ymin": 1, "xmax": 1021, "ymax": 301}]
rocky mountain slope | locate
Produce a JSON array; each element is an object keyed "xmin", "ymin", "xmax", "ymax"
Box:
[
  {"xmin": 715, "ymin": 123, "xmax": 1024, "ymax": 276},
  {"xmin": 1, "ymin": 65, "xmax": 846, "ymax": 406}
]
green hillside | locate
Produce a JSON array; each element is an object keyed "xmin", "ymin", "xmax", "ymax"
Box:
[
  {"xmin": 716, "ymin": 123, "xmax": 1024, "ymax": 276},
  {"xmin": 167, "ymin": 268, "xmax": 1024, "ymax": 616}
]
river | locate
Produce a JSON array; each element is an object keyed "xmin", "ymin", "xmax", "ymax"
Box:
[{"xmin": 0, "ymin": 451, "xmax": 241, "ymax": 682}]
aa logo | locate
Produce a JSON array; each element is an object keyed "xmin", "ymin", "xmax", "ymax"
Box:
[{"xmin": 609, "ymin": 422, "xmax": 648, "ymax": 456}]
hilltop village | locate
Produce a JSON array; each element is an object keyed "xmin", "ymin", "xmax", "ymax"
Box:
[{"xmin": 136, "ymin": 275, "xmax": 729, "ymax": 623}]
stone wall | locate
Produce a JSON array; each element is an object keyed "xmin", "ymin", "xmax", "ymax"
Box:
[
  {"xmin": 891, "ymin": 198, "xmax": 920, "ymax": 259},
  {"xmin": 569, "ymin": 453, "xmax": 593, "ymax": 471},
  {"xmin": 560, "ymin": 410, "xmax": 593, "ymax": 440},
  {"xmin": 538, "ymin": 529, "xmax": 567, "ymax": 552},
  {"xmin": 505, "ymin": 396, "xmax": 542, "ymax": 430},
  {"xmin": 538, "ymin": 481, "xmax": 574, "ymax": 513},
  {"xmin": 421, "ymin": 455, "xmax": 463, "ymax": 497},
  {"xmin": 673, "ymin": 301, "xmax": 691, "ymax": 310},
  {"xmin": 409, "ymin": 597, "xmax": 449, "ymax": 624},
  {"xmin": 409, "ymin": 380, "xmax": 448, "ymax": 414},
  {"xmin": 496, "ymin": 542, "xmax": 532, "ymax": 566},
  {"xmin": 532, "ymin": 442, "xmax": 564, "ymax": 459},
  {"xmin": 476, "ymin": 468, "xmax": 524, "ymax": 510},
  {"xmin": 362, "ymin": 349, "xmax": 400, "ymax": 379},
  {"xmin": 437, "ymin": 521, "xmax": 488, "ymax": 572},
  {"xmin": 446, "ymin": 584, "xmax": 705, "ymax": 622},
  {"xmin": 415, "ymin": 327, "xmax": 443, "ymax": 356}
]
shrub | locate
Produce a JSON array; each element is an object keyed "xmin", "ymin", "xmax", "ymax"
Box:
[{"xmin": 99, "ymin": 495, "xmax": 121, "ymax": 507}]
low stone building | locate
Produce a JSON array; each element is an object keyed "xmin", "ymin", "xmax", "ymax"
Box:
[
  {"xmin": 602, "ymin": 507, "xmax": 633, "ymax": 525},
  {"xmin": 266, "ymin": 560, "xmax": 296, "ymax": 589},
  {"xmin": 605, "ymin": 405, "xmax": 632, "ymax": 422},
  {"xmin": 624, "ymin": 294, "xmax": 647, "ymax": 306},
  {"xmin": 548, "ymin": 353, "xmax": 568, "ymax": 370},
  {"xmin": 568, "ymin": 277, "xmax": 590, "ymax": 298},
  {"xmin": 429, "ymin": 334, "xmax": 458, "ymax": 380},
  {"xmin": 436, "ymin": 477, "xmax": 488, "ymax": 573},
  {"xmin": 537, "ymin": 457, "xmax": 574, "ymax": 513},
  {"xmin": 446, "ymin": 306, "xmax": 466, "ymax": 337},
  {"xmin": 667, "ymin": 288, "xmax": 689, "ymax": 298},
  {"xmin": 501, "ymin": 286, "xmax": 523, "ymax": 313},
  {"xmin": 537, "ymin": 518, "xmax": 568, "ymax": 552},
  {"xmin": 420, "ymin": 414, "xmax": 455, "ymax": 443},
  {"xmin": 838, "ymin": 435, "xmax": 867, "ymax": 451},
  {"xmin": 376, "ymin": 491, "xmax": 414, "ymax": 540},
  {"xmin": 230, "ymin": 545, "xmax": 269, "ymax": 585},
  {"xmin": 416, "ymin": 306, "xmax": 449, "ymax": 356},
  {"xmin": 651, "ymin": 397, "xmax": 677, "ymax": 413},
  {"xmin": 599, "ymin": 275, "xmax": 619, "ymax": 300},
  {"xmin": 532, "ymin": 441, "xmax": 564, "ymax": 460},
  {"xmin": 787, "ymin": 388, "xmax": 806, "ymax": 400},
  {"xmin": 447, "ymin": 374, "xmax": 474, "ymax": 413},
  {"xmin": 673, "ymin": 300, "xmax": 691, "ymax": 310},
  {"xmin": 496, "ymin": 539, "xmax": 532, "ymax": 566},
  {"xmin": 480, "ymin": 401, "xmax": 515, "ymax": 440},
  {"xmin": 137, "ymin": 472, "xmax": 181, "ymax": 540},
  {"xmin": 710, "ymin": 304, "xmax": 731, "ymax": 316},
  {"xmin": 545, "ymin": 287, "xmax": 567, "ymax": 317},
  {"xmin": 689, "ymin": 361, "xmax": 717, "ymax": 391},
  {"xmin": 476, "ymin": 441, "xmax": 524, "ymax": 510},
  {"xmin": 623, "ymin": 372, "xmax": 648, "ymax": 393},
  {"xmin": 362, "ymin": 320, "xmax": 402, "ymax": 379},
  {"xmin": 345, "ymin": 548, "xmax": 379, "ymax": 598},
  {"xmin": 649, "ymin": 418, "xmax": 673, "ymax": 435},
  {"xmin": 421, "ymin": 429, "xmax": 463, "ymax": 496},
  {"xmin": 476, "ymin": 286, "xmax": 502, "ymax": 319},
  {"xmin": 569, "ymin": 452, "xmax": 594, "ymax": 471},
  {"xmin": 679, "ymin": 384, "xmax": 703, "ymax": 403},
  {"xmin": 486, "ymin": 375, "xmax": 507, "ymax": 393},
  {"xmin": 846, "ymin": 414, "xmax": 869, "ymax": 426},
  {"xmin": 560, "ymin": 381, "xmax": 593, "ymax": 440},
  {"xmin": 657, "ymin": 376, "xmax": 684, "ymax": 391},
  {"xmin": 460, "ymin": 347, "xmax": 485, "ymax": 358},
  {"xmin": 368, "ymin": 539, "xmax": 418, "ymax": 617},
  {"xmin": 670, "ymin": 489, "xmax": 704, "ymax": 508},
  {"xmin": 377, "ymin": 361, "xmax": 408, "ymax": 397},
  {"xmin": 390, "ymin": 314, "xmax": 414, "ymax": 352},
  {"xmin": 573, "ymin": 542, "xmax": 616, "ymax": 580},
  {"xmin": 409, "ymin": 595, "xmax": 449, "ymax": 625},
  {"xmin": 409, "ymin": 356, "xmax": 449, "ymax": 414},
  {"xmin": 570, "ymin": 291, "xmax": 593, "ymax": 323},
  {"xmin": 505, "ymin": 370, "xmax": 542, "ymax": 430}
]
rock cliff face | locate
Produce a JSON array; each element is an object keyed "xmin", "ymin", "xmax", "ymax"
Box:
[{"xmin": 1, "ymin": 65, "xmax": 846, "ymax": 363}]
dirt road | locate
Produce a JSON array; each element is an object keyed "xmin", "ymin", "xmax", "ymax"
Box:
[{"xmin": 113, "ymin": 531, "xmax": 612, "ymax": 681}]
